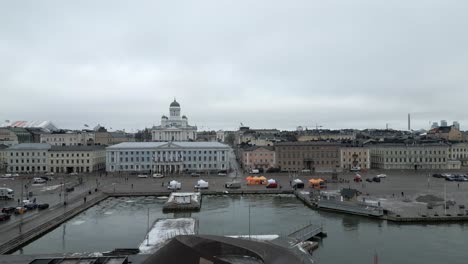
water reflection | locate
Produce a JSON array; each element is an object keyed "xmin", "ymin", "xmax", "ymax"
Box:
[{"xmin": 341, "ymin": 216, "xmax": 359, "ymax": 231}]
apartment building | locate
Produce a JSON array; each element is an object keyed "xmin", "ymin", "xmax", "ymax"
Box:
[
  {"xmin": 369, "ymin": 143, "xmax": 459, "ymax": 170},
  {"xmin": 340, "ymin": 147, "xmax": 370, "ymax": 170},
  {"xmin": 239, "ymin": 146, "xmax": 275, "ymax": 171},
  {"xmin": 6, "ymin": 143, "xmax": 51, "ymax": 173},
  {"xmin": 275, "ymin": 142, "xmax": 341, "ymax": 172},
  {"xmin": 49, "ymin": 145, "xmax": 106, "ymax": 173}
]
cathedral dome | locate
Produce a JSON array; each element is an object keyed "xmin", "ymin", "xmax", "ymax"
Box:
[
  {"xmin": 170, "ymin": 99, "xmax": 180, "ymax": 107},
  {"xmin": 182, "ymin": 115, "xmax": 187, "ymax": 119}
]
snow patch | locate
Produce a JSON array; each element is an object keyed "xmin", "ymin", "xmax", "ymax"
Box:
[
  {"xmin": 41, "ymin": 184, "xmax": 63, "ymax": 192},
  {"xmin": 71, "ymin": 220, "xmax": 86, "ymax": 225},
  {"xmin": 227, "ymin": 235, "xmax": 279, "ymax": 241},
  {"xmin": 138, "ymin": 218, "xmax": 196, "ymax": 254}
]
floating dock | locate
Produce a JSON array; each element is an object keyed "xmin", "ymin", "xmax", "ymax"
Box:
[{"xmin": 162, "ymin": 192, "xmax": 201, "ymax": 212}]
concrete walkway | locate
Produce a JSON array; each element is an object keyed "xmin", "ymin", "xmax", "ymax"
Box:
[{"xmin": 0, "ymin": 190, "xmax": 106, "ymax": 254}]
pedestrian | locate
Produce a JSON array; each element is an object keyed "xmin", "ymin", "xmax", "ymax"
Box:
[
  {"xmin": 458, "ymin": 183, "xmax": 460, "ymax": 189},
  {"xmin": 131, "ymin": 183, "xmax": 134, "ymax": 189},
  {"xmin": 401, "ymin": 191, "xmax": 404, "ymax": 197},
  {"xmin": 161, "ymin": 181, "xmax": 164, "ymax": 187},
  {"xmin": 392, "ymin": 193, "xmax": 395, "ymax": 198},
  {"xmin": 17, "ymin": 198, "xmax": 20, "ymax": 205},
  {"xmin": 84, "ymin": 196, "xmax": 87, "ymax": 203},
  {"xmin": 33, "ymin": 197, "xmax": 36, "ymax": 203}
]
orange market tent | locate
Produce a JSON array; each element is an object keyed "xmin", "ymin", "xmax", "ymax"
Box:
[
  {"xmin": 247, "ymin": 176, "xmax": 263, "ymax": 185},
  {"xmin": 309, "ymin": 178, "xmax": 325, "ymax": 188}
]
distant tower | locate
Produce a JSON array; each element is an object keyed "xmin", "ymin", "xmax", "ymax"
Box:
[
  {"xmin": 453, "ymin": 121, "xmax": 460, "ymax": 130},
  {"xmin": 431, "ymin": 122, "xmax": 439, "ymax": 129},
  {"xmin": 440, "ymin": 120, "xmax": 448, "ymax": 127},
  {"xmin": 408, "ymin": 113, "xmax": 411, "ymax": 131}
]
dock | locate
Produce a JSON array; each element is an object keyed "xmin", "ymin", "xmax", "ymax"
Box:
[{"xmin": 162, "ymin": 192, "xmax": 201, "ymax": 212}]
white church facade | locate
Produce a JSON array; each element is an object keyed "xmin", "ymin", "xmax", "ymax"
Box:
[{"xmin": 151, "ymin": 99, "xmax": 197, "ymax": 141}]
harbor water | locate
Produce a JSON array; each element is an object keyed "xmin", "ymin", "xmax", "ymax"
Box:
[{"xmin": 14, "ymin": 195, "xmax": 468, "ymax": 264}]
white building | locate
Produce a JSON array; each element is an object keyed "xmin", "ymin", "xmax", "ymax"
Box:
[
  {"xmin": 151, "ymin": 99, "xmax": 197, "ymax": 141},
  {"xmin": 216, "ymin": 130, "xmax": 225, "ymax": 142},
  {"xmin": 106, "ymin": 142, "xmax": 230, "ymax": 174}
]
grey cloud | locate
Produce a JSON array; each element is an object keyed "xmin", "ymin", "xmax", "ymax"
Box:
[{"xmin": 1, "ymin": 0, "xmax": 468, "ymax": 131}]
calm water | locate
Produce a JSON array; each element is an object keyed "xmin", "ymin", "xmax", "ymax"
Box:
[{"xmin": 15, "ymin": 195, "xmax": 468, "ymax": 264}]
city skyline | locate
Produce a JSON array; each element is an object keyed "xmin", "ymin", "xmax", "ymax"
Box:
[{"xmin": 2, "ymin": 1, "xmax": 468, "ymax": 131}]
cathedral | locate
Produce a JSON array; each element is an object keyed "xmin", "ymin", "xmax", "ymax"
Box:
[{"xmin": 151, "ymin": 99, "xmax": 197, "ymax": 141}]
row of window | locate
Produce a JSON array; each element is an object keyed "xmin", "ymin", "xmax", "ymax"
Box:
[
  {"xmin": 278, "ymin": 160, "xmax": 337, "ymax": 165},
  {"xmin": 278, "ymin": 152, "xmax": 338, "ymax": 159},
  {"xmin": 51, "ymin": 159, "xmax": 90, "ymax": 164},
  {"xmin": 113, "ymin": 155, "xmax": 225, "ymax": 162},
  {"xmin": 375, "ymin": 157, "xmax": 447, "ymax": 163},
  {"xmin": 111, "ymin": 150, "xmax": 225, "ymax": 156},
  {"xmin": 10, "ymin": 152, "xmax": 46, "ymax": 157},
  {"xmin": 111, "ymin": 163, "xmax": 226, "ymax": 170},
  {"xmin": 51, "ymin": 153, "xmax": 91, "ymax": 157},
  {"xmin": 374, "ymin": 150, "xmax": 446, "ymax": 155},
  {"xmin": 9, "ymin": 166, "xmax": 47, "ymax": 172},
  {"xmin": 10, "ymin": 159, "xmax": 46, "ymax": 164}
]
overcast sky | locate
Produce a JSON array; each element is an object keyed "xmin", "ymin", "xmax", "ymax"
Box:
[{"xmin": 1, "ymin": 0, "xmax": 468, "ymax": 132}]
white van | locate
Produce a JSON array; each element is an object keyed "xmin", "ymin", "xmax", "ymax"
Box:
[
  {"xmin": 195, "ymin": 180, "xmax": 209, "ymax": 189},
  {"xmin": 167, "ymin": 180, "xmax": 181, "ymax": 190},
  {"xmin": 0, "ymin": 188, "xmax": 14, "ymax": 199}
]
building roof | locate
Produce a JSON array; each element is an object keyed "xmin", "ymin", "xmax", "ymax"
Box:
[
  {"xmin": 275, "ymin": 141, "xmax": 343, "ymax": 146},
  {"xmin": 0, "ymin": 144, "xmax": 8, "ymax": 150},
  {"xmin": 170, "ymin": 99, "xmax": 180, "ymax": 107},
  {"xmin": 107, "ymin": 141, "xmax": 230, "ymax": 150},
  {"xmin": 429, "ymin": 126, "xmax": 454, "ymax": 134},
  {"xmin": 242, "ymin": 146, "xmax": 275, "ymax": 152},
  {"xmin": 50, "ymin": 145, "xmax": 106, "ymax": 151},
  {"xmin": 7, "ymin": 143, "xmax": 51, "ymax": 150},
  {"xmin": 0, "ymin": 120, "xmax": 58, "ymax": 132}
]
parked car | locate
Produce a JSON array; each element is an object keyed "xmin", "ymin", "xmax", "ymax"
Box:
[
  {"xmin": 152, "ymin": 173, "xmax": 164, "ymax": 178},
  {"xmin": 40, "ymin": 176, "xmax": 52, "ymax": 181},
  {"xmin": 69, "ymin": 172, "xmax": 78, "ymax": 175},
  {"xmin": 38, "ymin": 203, "xmax": 49, "ymax": 210},
  {"xmin": 354, "ymin": 175, "xmax": 362, "ymax": 182},
  {"xmin": 432, "ymin": 173, "xmax": 443, "ymax": 178},
  {"xmin": 137, "ymin": 174, "xmax": 148, "ymax": 178},
  {"xmin": 24, "ymin": 203, "xmax": 38, "ymax": 210},
  {"xmin": 65, "ymin": 187, "xmax": 75, "ymax": 192},
  {"xmin": 0, "ymin": 213, "xmax": 11, "ymax": 221},
  {"xmin": 365, "ymin": 178, "xmax": 372, "ymax": 182},
  {"xmin": 376, "ymin": 174, "xmax": 387, "ymax": 178},
  {"xmin": 217, "ymin": 172, "xmax": 227, "ymax": 176},
  {"xmin": 225, "ymin": 181, "xmax": 241, "ymax": 189},
  {"xmin": 372, "ymin": 177, "xmax": 381, "ymax": 183},
  {"xmin": 266, "ymin": 182, "xmax": 278, "ymax": 188},
  {"xmin": 191, "ymin": 173, "xmax": 200, "ymax": 177},
  {"xmin": 1, "ymin": 207, "xmax": 15, "ymax": 214},
  {"xmin": 12, "ymin": 174, "xmax": 19, "ymax": 177},
  {"xmin": 445, "ymin": 176, "xmax": 456, "ymax": 181},
  {"xmin": 350, "ymin": 166, "xmax": 361, "ymax": 172},
  {"xmin": 45, "ymin": 172, "xmax": 55, "ymax": 176},
  {"xmin": 301, "ymin": 169, "xmax": 311, "ymax": 173},
  {"xmin": 14, "ymin": 207, "xmax": 27, "ymax": 215},
  {"xmin": 33, "ymin": 177, "xmax": 46, "ymax": 184}
]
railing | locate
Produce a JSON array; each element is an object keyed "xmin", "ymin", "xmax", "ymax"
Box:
[
  {"xmin": 287, "ymin": 224, "xmax": 322, "ymax": 242},
  {"xmin": 0, "ymin": 194, "xmax": 107, "ymax": 254}
]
